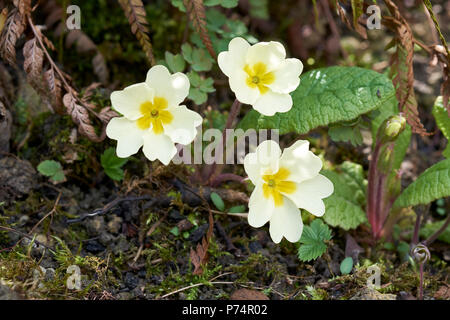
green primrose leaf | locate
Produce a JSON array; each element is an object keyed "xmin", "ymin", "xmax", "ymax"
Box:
[
  {"xmin": 320, "ymin": 162, "xmax": 367, "ymax": 230},
  {"xmin": 210, "ymin": 192, "xmax": 225, "ymax": 211},
  {"xmin": 238, "ymin": 66, "xmax": 396, "ymax": 135},
  {"xmin": 328, "ymin": 125, "xmax": 363, "ymax": 146},
  {"xmin": 298, "ymin": 219, "xmax": 332, "ymax": 262},
  {"xmin": 101, "ymin": 147, "xmax": 128, "ymax": 181},
  {"xmin": 419, "ymin": 220, "xmax": 450, "ymax": 244},
  {"xmin": 432, "ymin": 96, "xmax": 450, "ymax": 158},
  {"xmin": 340, "ymin": 257, "xmax": 354, "ymax": 275},
  {"xmin": 394, "ymin": 159, "xmax": 450, "ymax": 208}
]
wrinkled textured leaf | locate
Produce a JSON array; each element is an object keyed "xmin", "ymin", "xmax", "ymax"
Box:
[
  {"xmin": 394, "ymin": 159, "xmax": 450, "ymax": 208},
  {"xmin": 239, "ymin": 66, "xmax": 396, "ymax": 135},
  {"xmin": 321, "ymin": 161, "xmax": 368, "ymax": 230},
  {"xmin": 433, "ymin": 96, "xmax": 450, "ymax": 158}
]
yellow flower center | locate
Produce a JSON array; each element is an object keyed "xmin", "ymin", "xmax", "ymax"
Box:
[
  {"xmin": 136, "ymin": 97, "xmax": 173, "ymax": 134},
  {"xmin": 244, "ymin": 62, "xmax": 275, "ymax": 94},
  {"xmin": 262, "ymin": 167, "xmax": 296, "ymax": 207}
]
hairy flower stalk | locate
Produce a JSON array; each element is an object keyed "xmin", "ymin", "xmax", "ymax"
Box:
[{"xmin": 367, "ymin": 114, "xmax": 406, "ymax": 240}]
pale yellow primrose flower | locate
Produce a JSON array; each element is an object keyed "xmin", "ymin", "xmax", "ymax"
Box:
[
  {"xmin": 218, "ymin": 37, "xmax": 303, "ymax": 116},
  {"xmin": 243, "ymin": 140, "xmax": 334, "ymax": 243},
  {"xmin": 106, "ymin": 65, "xmax": 202, "ymax": 165}
]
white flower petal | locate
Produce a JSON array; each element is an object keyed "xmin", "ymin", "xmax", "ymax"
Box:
[
  {"xmin": 145, "ymin": 65, "xmax": 190, "ymax": 107},
  {"xmin": 218, "ymin": 37, "xmax": 250, "ymax": 77},
  {"xmin": 229, "ymin": 69, "xmax": 260, "ymax": 105},
  {"xmin": 269, "ymin": 197, "xmax": 303, "ymax": 243},
  {"xmin": 106, "ymin": 117, "xmax": 144, "ymax": 158},
  {"xmin": 268, "ymin": 58, "xmax": 303, "ymax": 94},
  {"xmin": 248, "ymin": 184, "xmax": 275, "ymax": 228},
  {"xmin": 279, "ymin": 140, "xmax": 323, "ymax": 183},
  {"xmin": 253, "ymin": 91, "xmax": 292, "ymax": 116},
  {"xmin": 256, "ymin": 139, "xmax": 281, "ymax": 174},
  {"xmin": 243, "ymin": 152, "xmax": 262, "ymax": 185},
  {"xmin": 244, "ymin": 140, "xmax": 281, "ymax": 183},
  {"xmin": 164, "ymin": 105, "xmax": 202, "ymax": 145},
  {"xmin": 283, "ymin": 174, "xmax": 334, "ymax": 216},
  {"xmin": 246, "ymin": 41, "xmax": 286, "ymax": 71},
  {"xmin": 110, "ymin": 83, "xmax": 154, "ymax": 120},
  {"xmin": 142, "ymin": 131, "xmax": 177, "ymax": 165}
]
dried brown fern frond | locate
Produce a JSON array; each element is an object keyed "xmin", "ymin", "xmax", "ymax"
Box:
[
  {"xmin": 183, "ymin": 0, "xmax": 216, "ymax": 59},
  {"xmin": 423, "ymin": 0, "xmax": 450, "ymax": 115},
  {"xmin": 42, "ymin": 0, "xmax": 109, "ymax": 85},
  {"xmin": 63, "ymin": 92, "xmax": 107, "ymax": 143},
  {"xmin": 0, "ymin": 62, "xmax": 14, "ymax": 106},
  {"xmin": 14, "ymin": 0, "xmax": 32, "ymax": 17},
  {"xmin": 334, "ymin": 0, "xmax": 367, "ymax": 39},
  {"xmin": 118, "ymin": 0, "xmax": 154, "ymax": 66},
  {"xmin": 383, "ymin": 0, "xmax": 430, "ymax": 136},
  {"xmin": 43, "ymin": 67, "xmax": 63, "ymax": 112},
  {"xmin": 23, "ymin": 37, "xmax": 44, "ymax": 91},
  {"xmin": 0, "ymin": 8, "xmax": 26, "ymax": 66}
]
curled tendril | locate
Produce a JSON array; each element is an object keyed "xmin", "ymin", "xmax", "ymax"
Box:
[{"xmin": 411, "ymin": 243, "xmax": 431, "ymax": 264}]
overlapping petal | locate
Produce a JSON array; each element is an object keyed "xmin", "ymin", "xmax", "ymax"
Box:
[
  {"xmin": 218, "ymin": 37, "xmax": 303, "ymax": 116},
  {"xmin": 269, "ymin": 197, "xmax": 303, "ymax": 243},
  {"xmin": 107, "ymin": 65, "xmax": 202, "ymax": 165},
  {"xmin": 145, "ymin": 65, "xmax": 190, "ymax": 107},
  {"xmin": 248, "ymin": 185, "xmax": 275, "ymax": 228},
  {"xmin": 243, "ymin": 139, "xmax": 333, "ymax": 243},
  {"xmin": 279, "ymin": 140, "xmax": 323, "ymax": 183},
  {"xmin": 110, "ymin": 83, "xmax": 154, "ymax": 120},
  {"xmin": 164, "ymin": 105, "xmax": 203, "ymax": 145},
  {"xmin": 106, "ymin": 117, "xmax": 144, "ymax": 158}
]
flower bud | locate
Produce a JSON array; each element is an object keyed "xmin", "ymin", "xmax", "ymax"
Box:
[{"xmin": 383, "ymin": 114, "xmax": 406, "ymax": 140}]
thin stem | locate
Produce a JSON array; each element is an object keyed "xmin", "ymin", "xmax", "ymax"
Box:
[
  {"xmin": 412, "ymin": 209, "xmax": 423, "ymax": 245},
  {"xmin": 419, "ymin": 263, "xmax": 424, "ymax": 300},
  {"xmin": 211, "ymin": 173, "xmax": 245, "ymax": 187},
  {"xmin": 206, "ymin": 99, "xmax": 242, "ymax": 183},
  {"xmin": 367, "ymin": 140, "xmax": 382, "ymax": 238},
  {"xmin": 28, "ymin": 16, "xmax": 96, "ymax": 116},
  {"xmin": 424, "ymin": 213, "xmax": 450, "ymax": 246}
]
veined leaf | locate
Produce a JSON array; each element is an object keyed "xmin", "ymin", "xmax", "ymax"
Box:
[
  {"xmin": 238, "ymin": 66, "xmax": 396, "ymax": 135},
  {"xmin": 322, "ymin": 196, "xmax": 367, "ymax": 230},
  {"xmin": 298, "ymin": 219, "xmax": 331, "ymax": 262},
  {"xmin": 394, "ymin": 159, "xmax": 450, "ymax": 208},
  {"xmin": 321, "ymin": 161, "xmax": 368, "ymax": 230},
  {"xmin": 432, "ymin": 96, "xmax": 450, "ymax": 158},
  {"xmin": 101, "ymin": 147, "xmax": 128, "ymax": 181}
]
